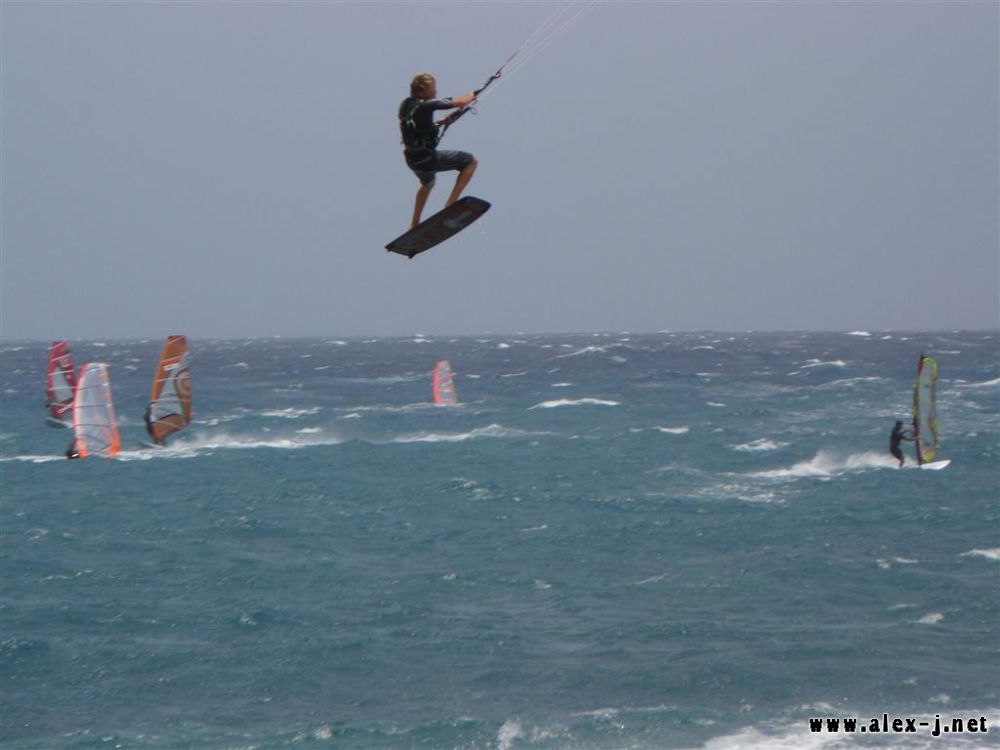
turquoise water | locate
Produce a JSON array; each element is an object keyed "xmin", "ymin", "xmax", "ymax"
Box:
[{"xmin": 2, "ymin": 331, "xmax": 998, "ymax": 749}]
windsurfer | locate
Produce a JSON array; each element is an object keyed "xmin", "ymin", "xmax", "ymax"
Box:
[
  {"xmin": 66, "ymin": 439, "xmax": 80, "ymax": 459},
  {"xmin": 143, "ymin": 405, "xmax": 165, "ymax": 446},
  {"xmin": 399, "ymin": 73, "xmax": 478, "ymax": 228},
  {"xmin": 889, "ymin": 420, "xmax": 914, "ymax": 467}
]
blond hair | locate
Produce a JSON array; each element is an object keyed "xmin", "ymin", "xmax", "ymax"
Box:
[{"xmin": 410, "ymin": 73, "xmax": 435, "ymax": 97}]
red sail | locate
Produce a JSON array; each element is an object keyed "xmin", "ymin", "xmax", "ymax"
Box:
[{"xmin": 45, "ymin": 340, "xmax": 77, "ymax": 424}]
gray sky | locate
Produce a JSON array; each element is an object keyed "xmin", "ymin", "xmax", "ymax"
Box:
[{"xmin": 2, "ymin": 0, "xmax": 997, "ymax": 340}]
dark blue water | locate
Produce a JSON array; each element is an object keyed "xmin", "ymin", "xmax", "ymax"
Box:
[{"xmin": 2, "ymin": 331, "xmax": 998, "ymax": 748}]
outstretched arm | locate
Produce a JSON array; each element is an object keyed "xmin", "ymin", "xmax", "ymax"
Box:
[
  {"xmin": 450, "ymin": 91, "xmax": 477, "ymax": 107},
  {"xmin": 435, "ymin": 91, "xmax": 478, "ymax": 126}
]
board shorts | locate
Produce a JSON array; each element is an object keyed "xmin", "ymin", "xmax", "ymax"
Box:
[{"xmin": 405, "ymin": 149, "xmax": 475, "ymax": 186}]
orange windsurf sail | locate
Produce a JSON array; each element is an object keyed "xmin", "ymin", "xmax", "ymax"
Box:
[
  {"xmin": 72, "ymin": 362, "xmax": 120, "ymax": 458},
  {"xmin": 145, "ymin": 335, "xmax": 192, "ymax": 444}
]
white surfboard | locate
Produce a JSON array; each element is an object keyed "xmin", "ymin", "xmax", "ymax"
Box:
[{"xmin": 920, "ymin": 459, "xmax": 951, "ymax": 471}]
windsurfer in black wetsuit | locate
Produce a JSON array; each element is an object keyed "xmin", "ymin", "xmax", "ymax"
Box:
[
  {"xmin": 66, "ymin": 439, "xmax": 80, "ymax": 459},
  {"xmin": 399, "ymin": 73, "xmax": 478, "ymax": 229},
  {"xmin": 890, "ymin": 420, "xmax": 914, "ymax": 467},
  {"xmin": 143, "ymin": 404, "xmax": 165, "ymax": 446}
]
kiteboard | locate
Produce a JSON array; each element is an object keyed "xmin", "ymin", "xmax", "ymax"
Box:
[{"xmin": 385, "ymin": 196, "xmax": 490, "ymax": 259}]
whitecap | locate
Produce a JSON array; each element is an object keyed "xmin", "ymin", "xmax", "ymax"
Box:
[
  {"xmin": 260, "ymin": 407, "xmax": 322, "ymax": 419},
  {"xmin": 313, "ymin": 725, "xmax": 333, "ymax": 740},
  {"xmin": 956, "ymin": 377, "xmax": 1000, "ymax": 389},
  {"xmin": 0, "ymin": 454, "xmax": 65, "ymax": 464},
  {"xmin": 114, "ymin": 431, "xmax": 346, "ymax": 460},
  {"xmin": 818, "ymin": 376, "xmax": 887, "ymax": 389},
  {"xmin": 630, "ymin": 426, "xmax": 688, "ymax": 434},
  {"xmin": 877, "ymin": 557, "xmax": 919, "ymax": 570},
  {"xmin": 497, "ymin": 720, "xmax": 523, "ymax": 750},
  {"xmin": 733, "ymin": 438, "xmax": 787, "ymax": 452},
  {"xmin": 917, "ymin": 612, "xmax": 944, "ymax": 625},
  {"xmin": 392, "ymin": 424, "xmax": 539, "ymax": 443},
  {"xmin": 338, "ymin": 402, "xmax": 432, "ymax": 415},
  {"xmin": 633, "ymin": 572, "xmax": 670, "ymax": 586},
  {"xmin": 755, "ymin": 450, "xmax": 896, "ymax": 479},
  {"xmin": 699, "ymin": 482, "xmax": 784, "ymax": 505},
  {"xmin": 795, "ymin": 359, "xmax": 848, "ymax": 371},
  {"xmin": 529, "ymin": 398, "xmax": 619, "ymax": 409},
  {"xmin": 556, "ymin": 345, "xmax": 607, "ymax": 358},
  {"xmin": 961, "ymin": 548, "xmax": 1000, "ymax": 561}
]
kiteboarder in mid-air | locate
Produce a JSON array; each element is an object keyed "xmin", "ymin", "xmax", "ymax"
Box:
[{"xmin": 398, "ymin": 73, "xmax": 479, "ymax": 229}]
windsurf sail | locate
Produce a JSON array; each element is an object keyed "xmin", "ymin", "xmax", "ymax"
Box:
[
  {"xmin": 45, "ymin": 340, "xmax": 77, "ymax": 426},
  {"xmin": 72, "ymin": 362, "xmax": 120, "ymax": 458},
  {"xmin": 145, "ymin": 335, "xmax": 192, "ymax": 445},
  {"xmin": 432, "ymin": 360, "xmax": 459, "ymax": 405},
  {"xmin": 912, "ymin": 353, "xmax": 939, "ymax": 465}
]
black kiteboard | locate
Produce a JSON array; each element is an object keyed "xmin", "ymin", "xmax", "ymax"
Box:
[{"xmin": 385, "ymin": 196, "xmax": 491, "ymax": 259}]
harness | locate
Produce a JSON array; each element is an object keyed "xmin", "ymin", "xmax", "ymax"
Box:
[{"xmin": 399, "ymin": 97, "xmax": 440, "ymax": 161}]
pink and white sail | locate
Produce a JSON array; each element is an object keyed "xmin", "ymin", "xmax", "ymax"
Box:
[{"xmin": 431, "ymin": 360, "xmax": 459, "ymax": 405}]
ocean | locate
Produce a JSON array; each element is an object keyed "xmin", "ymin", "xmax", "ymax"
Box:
[{"xmin": 2, "ymin": 331, "xmax": 998, "ymax": 749}]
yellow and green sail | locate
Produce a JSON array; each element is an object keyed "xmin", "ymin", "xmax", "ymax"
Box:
[{"xmin": 912, "ymin": 354, "xmax": 938, "ymax": 464}]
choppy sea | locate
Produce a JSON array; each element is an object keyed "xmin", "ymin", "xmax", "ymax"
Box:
[{"xmin": 2, "ymin": 331, "xmax": 998, "ymax": 750}]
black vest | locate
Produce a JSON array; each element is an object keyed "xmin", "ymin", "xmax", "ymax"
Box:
[{"xmin": 399, "ymin": 96, "xmax": 441, "ymax": 152}]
